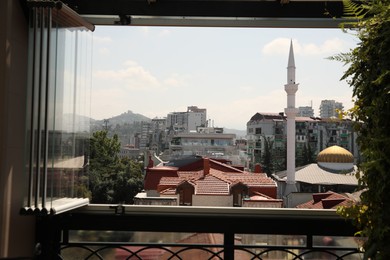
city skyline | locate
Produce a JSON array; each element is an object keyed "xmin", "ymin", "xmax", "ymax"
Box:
[{"xmin": 92, "ymin": 26, "xmax": 358, "ymax": 130}]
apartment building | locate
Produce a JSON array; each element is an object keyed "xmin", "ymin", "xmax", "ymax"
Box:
[
  {"xmin": 166, "ymin": 106, "xmax": 207, "ymax": 133},
  {"xmin": 319, "ymin": 100, "xmax": 344, "ymax": 118},
  {"xmin": 297, "ymin": 106, "xmax": 314, "ymax": 117},
  {"xmin": 246, "ymin": 112, "xmax": 358, "ymax": 171}
]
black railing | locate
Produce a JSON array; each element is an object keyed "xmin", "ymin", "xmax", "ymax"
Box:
[{"xmin": 36, "ymin": 205, "xmax": 362, "ymax": 259}]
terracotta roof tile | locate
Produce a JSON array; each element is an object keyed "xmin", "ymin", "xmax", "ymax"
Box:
[
  {"xmin": 160, "ymin": 188, "xmax": 176, "ymax": 195},
  {"xmin": 195, "ymin": 175, "xmax": 230, "ymax": 195},
  {"xmin": 296, "ymin": 191, "xmax": 354, "ymax": 209},
  {"xmin": 152, "ymin": 158, "xmax": 277, "ymax": 197}
]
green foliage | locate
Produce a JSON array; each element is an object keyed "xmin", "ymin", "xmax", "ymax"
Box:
[
  {"xmin": 333, "ymin": 1, "xmax": 390, "ymax": 258},
  {"xmin": 89, "ymin": 131, "xmax": 144, "ymax": 204},
  {"xmin": 261, "ymin": 135, "xmax": 274, "ymax": 176},
  {"xmin": 297, "ymin": 144, "xmax": 316, "ymax": 167},
  {"xmin": 342, "ymin": 0, "xmax": 369, "ymax": 20}
]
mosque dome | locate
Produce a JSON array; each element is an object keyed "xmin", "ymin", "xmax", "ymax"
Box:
[
  {"xmin": 317, "ymin": 145, "xmax": 354, "ymax": 163},
  {"xmin": 316, "ymin": 146, "xmax": 354, "ymax": 172}
]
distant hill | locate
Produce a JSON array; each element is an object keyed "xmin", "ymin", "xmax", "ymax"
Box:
[
  {"xmin": 223, "ymin": 128, "xmax": 246, "ymax": 138},
  {"xmin": 88, "ymin": 110, "xmax": 246, "ymax": 141},
  {"xmin": 57, "ymin": 114, "xmax": 95, "ymax": 132},
  {"xmin": 92, "ymin": 110, "xmax": 151, "ymax": 129}
]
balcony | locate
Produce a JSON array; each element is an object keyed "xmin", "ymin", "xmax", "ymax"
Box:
[{"xmin": 37, "ymin": 205, "xmax": 362, "ymax": 259}]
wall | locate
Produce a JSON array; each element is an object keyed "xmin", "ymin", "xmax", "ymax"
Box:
[
  {"xmin": 193, "ymin": 195, "xmax": 232, "ymax": 207},
  {"xmin": 0, "ymin": 0, "xmax": 35, "ymax": 257}
]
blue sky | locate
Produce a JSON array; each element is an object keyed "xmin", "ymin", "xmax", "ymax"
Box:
[{"xmin": 91, "ymin": 26, "xmax": 358, "ymax": 130}]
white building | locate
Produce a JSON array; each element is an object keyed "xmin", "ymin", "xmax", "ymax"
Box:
[
  {"xmin": 319, "ymin": 100, "xmax": 344, "ymax": 118},
  {"xmin": 298, "ymin": 106, "xmax": 314, "ymax": 117},
  {"xmin": 166, "ymin": 106, "xmax": 207, "ymax": 133}
]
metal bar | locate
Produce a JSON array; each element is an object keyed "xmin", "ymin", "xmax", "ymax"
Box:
[
  {"xmin": 34, "ymin": 6, "xmax": 44, "ymax": 208},
  {"xmin": 224, "ymin": 232, "xmax": 234, "ymax": 260},
  {"xmin": 27, "ymin": 6, "xmax": 37, "ymax": 208},
  {"xmin": 42, "ymin": 6, "xmax": 52, "ymax": 209},
  {"xmin": 60, "ymin": 0, "xmax": 345, "ymax": 19}
]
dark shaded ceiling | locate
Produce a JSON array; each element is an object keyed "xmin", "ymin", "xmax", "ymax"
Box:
[{"xmin": 22, "ymin": 0, "xmax": 350, "ymax": 28}]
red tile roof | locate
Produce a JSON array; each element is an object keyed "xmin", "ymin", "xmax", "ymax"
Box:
[
  {"xmin": 296, "ymin": 191, "xmax": 354, "ymax": 209},
  {"xmin": 195, "ymin": 175, "xmax": 230, "ymax": 195},
  {"xmin": 146, "ymin": 157, "xmax": 277, "ymax": 198}
]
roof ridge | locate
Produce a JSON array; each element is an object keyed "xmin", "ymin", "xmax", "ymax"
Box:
[
  {"xmin": 209, "ymin": 158, "xmax": 243, "ymax": 173},
  {"xmin": 208, "ymin": 170, "xmax": 231, "ymax": 184}
]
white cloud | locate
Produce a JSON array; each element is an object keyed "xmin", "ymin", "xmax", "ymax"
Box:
[
  {"xmin": 262, "ymin": 37, "xmax": 349, "ymax": 56},
  {"xmin": 94, "ymin": 60, "xmax": 160, "ymax": 90},
  {"xmin": 262, "ymin": 38, "xmax": 290, "ymax": 55},
  {"xmin": 93, "ymin": 60, "xmax": 189, "ymax": 93},
  {"xmin": 93, "ymin": 35, "xmax": 112, "ymax": 44},
  {"xmin": 98, "ymin": 47, "xmax": 110, "ymax": 56},
  {"xmin": 206, "ymin": 89, "xmax": 286, "ymax": 129}
]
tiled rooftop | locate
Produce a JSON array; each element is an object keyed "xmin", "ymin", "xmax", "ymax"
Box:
[
  {"xmin": 195, "ymin": 175, "xmax": 230, "ymax": 195},
  {"xmin": 296, "ymin": 191, "xmax": 354, "ymax": 209}
]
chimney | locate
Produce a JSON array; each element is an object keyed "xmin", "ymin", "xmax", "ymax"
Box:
[
  {"xmin": 254, "ymin": 163, "xmax": 262, "ymax": 173},
  {"xmin": 203, "ymin": 158, "xmax": 210, "ymax": 175},
  {"xmin": 147, "ymin": 154, "xmax": 154, "ymax": 168}
]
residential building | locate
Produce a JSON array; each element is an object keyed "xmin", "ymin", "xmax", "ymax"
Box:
[
  {"xmin": 319, "ymin": 99, "xmax": 344, "ymax": 118},
  {"xmin": 150, "ymin": 117, "xmax": 168, "ymax": 153},
  {"xmin": 118, "ymin": 144, "xmax": 141, "ymax": 159},
  {"xmin": 139, "ymin": 121, "xmax": 152, "ymax": 150},
  {"xmin": 166, "ymin": 106, "xmax": 207, "ymax": 133},
  {"xmin": 246, "ymin": 113, "xmax": 358, "ymax": 171},
  {"xmin": 169, "ymin": 132, "xmax": 237, "ymax": 158},
  {"xmin": 298, "ymin": 106, "xmax": 314, "ymax": 117},
  {"xmin": 136, "ymin": 157, "xmax": 281, "ymax": 207},
  {"xmin": 246, "ymin": 112, "xmax": 286, "ymax": 170},
  {"xmin": 296, "ymin": 191, "xmax": 356, "ymax": 209}
]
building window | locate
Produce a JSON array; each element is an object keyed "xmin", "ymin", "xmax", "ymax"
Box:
[
  {"xmin": 177, "ymin": 182, "xmax": 194, "ymax": 206},
  {"xmin": 255, "ymin": 128, "xmax": 262, "ymax": 135},
  {"xmin": 231, "ymin": 183, "xmax": 248, "ymax": 207}
]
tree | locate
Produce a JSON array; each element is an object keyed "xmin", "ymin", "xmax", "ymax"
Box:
[
  {"xmin": 330, "ymin": 1, "xmax": 390, "ymax": 258},
  {"xmin": 89, "ymin": 131, "xmax": 144, "ymax": 204},
  {"xmin": 261, "ymin": 135, "xmax": 274, "ymax": 176}
]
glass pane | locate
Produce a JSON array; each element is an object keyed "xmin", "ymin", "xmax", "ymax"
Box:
[{"xmin": 24, "ymin": 5, "xmax": 93, "ymax": 212}]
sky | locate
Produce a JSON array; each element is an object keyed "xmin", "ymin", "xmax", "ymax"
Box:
[{"xmin": 91, "ymin": 26, "xmax": 358, "ymax": 130}]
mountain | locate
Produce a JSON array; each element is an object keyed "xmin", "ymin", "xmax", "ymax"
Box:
[
  {"xmin": 56, "ymin": 114, "xmax": 96, "ymax": 132},
  {"xmin": 224, "ymin": 128, "xmax": 246, "ymax": 138},
  {"xmin": 92, "ymin": 110, "xmax": 151, "ymax": 129}
]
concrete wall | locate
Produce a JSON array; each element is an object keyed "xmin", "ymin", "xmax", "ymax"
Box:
[
  {"xmin": 243, "ymin": 201, "xmax": 283, "ymax": 208},
  {"xmin": 0, "ymin": 0, "xmax": 35, "ymax": 257},
  {"xmin": 193, "ymin": 195, "xmax": 232, "ymax": 207}
]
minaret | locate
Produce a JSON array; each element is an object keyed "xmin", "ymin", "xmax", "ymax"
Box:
[{"xmin": 284, "ymin": 40, "xmax": 298, "ymax": 195}]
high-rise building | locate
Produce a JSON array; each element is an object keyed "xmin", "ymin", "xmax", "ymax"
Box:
[
  {"xmin": 246, "ymin": 114, "xmax": 358, "ymax": 170},
  {"xmin": 319, "ymin": 100, "xmax": 344, "ymax": 118},
  {"xmin": 298, "ymin": 106, "xmax": 314, "ymax": 117},
  {"xmin": 166, "ymin": 106, "xmax": 207, "ymax": 133}
]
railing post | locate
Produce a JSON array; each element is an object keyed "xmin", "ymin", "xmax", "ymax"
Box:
[
  {"xmin": 224, "ymin": 231, "xmax": 234, "ymax": 260},
  {"xmin": 36, "ymin": 215, "xmax": 62, "ymax": 259}
]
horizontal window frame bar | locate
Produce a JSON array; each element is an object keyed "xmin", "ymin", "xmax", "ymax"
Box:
[{"xmin": 58, "ymin": 205, "xmax": 357, "ymax": 236}]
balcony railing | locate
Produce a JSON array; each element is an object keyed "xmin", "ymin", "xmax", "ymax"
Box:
[{"xmin": 36, "ymin": 205, "xmax": 362, "ymax": 259}]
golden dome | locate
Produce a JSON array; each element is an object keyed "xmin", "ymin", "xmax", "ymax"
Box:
[{"xmin": 317, "ymin": 145, "xmax": 354, "ymax": 163}]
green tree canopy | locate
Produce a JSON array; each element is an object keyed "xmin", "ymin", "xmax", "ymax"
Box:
[
  {"xmin": 261, "ymin": 135, "xmax": 274, "ymax": 176},
  {"xmin": 331, "ymin": 1, "xmax": 390, "ymax": 258},
  {"xmin": 89, "ymin": 131, "xmax": 144, "ymax": 204}
]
